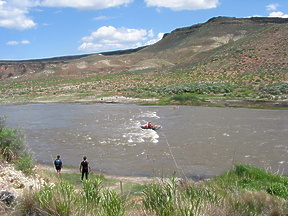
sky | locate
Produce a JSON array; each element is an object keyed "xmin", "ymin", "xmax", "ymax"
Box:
[{"xmin": 0, "ymin": 0, "xmax": 288, "ymax": 60}]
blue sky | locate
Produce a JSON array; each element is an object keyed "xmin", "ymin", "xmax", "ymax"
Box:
[{"xmin": 0, "ymin": 0, "xmax": 287, "ymax": 60}]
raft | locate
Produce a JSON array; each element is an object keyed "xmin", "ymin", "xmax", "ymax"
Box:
[{"xmin": 140, "ymin": 125, "xmax": 161, "ymax": 130}]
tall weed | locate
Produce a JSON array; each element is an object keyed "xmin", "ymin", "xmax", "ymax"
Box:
[
  {"xmin": 102, "ymin": 190, "xmax": 125, "ymax": 216},
  {"xmin": 34, "ymin": 180, "xmax": 76, "ymax": 216},
  {"xmin": 143, "ymin": 178, "xmax": 177, "ymax": 216},
  {"xmin": 82, "ymin": 178, "xmax": 103, "ymax": 205}
]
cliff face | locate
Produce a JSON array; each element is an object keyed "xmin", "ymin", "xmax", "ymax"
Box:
[{"xmin": 1, "ymin": 16, "xmax": 288, "ymax": 81}]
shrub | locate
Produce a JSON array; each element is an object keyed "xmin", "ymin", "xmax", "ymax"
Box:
[
  {"xmin": 14, "ymin": 152, "xmax": 34, "ymax": 175},
  {"xmin": 0, "ymin": 116, "xmax": 34, "ymax": 174},
  {"xmin": 260, "ymin": 82, "xmax": 288, "ymax": 95},
  {"xmin": 147, "ymin": 83, "xmax": 237, "ymax": 96},
  {"xmin": 0, "ymin": 117, "xmax": 24, "ymax": 161}
]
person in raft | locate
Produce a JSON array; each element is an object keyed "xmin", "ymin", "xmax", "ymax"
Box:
[
  {"xmin": 79, "ymin": 156, "xmax": 91, "ymax": 180},
  {"xmin": 147, "ymin": 122, "xmax": 152, "ymax": 128},
  {"xmin": 54, "ymin": 155, "xmax": 63, "ymax": 177}
]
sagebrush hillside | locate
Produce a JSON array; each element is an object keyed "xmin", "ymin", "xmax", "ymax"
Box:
[
  {"xmin": 0, "ymin": 16, "xmax": 287, "ymax": 107},
  {"xmin": 1, "ymin": 16, "xmax": 287, "ymax": 82}
]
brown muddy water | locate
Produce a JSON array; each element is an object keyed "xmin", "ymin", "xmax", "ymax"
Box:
[{"xmin": 1, "ymin": 103, "xmax": 287, "ymax": 180}]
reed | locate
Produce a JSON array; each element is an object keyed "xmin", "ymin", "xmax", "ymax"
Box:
[
  {"xmin": 142, "ymin": 178, "xmax": 177, "ymax": 216},
  {"xmin": 102, "ymin": 190, "xmax": 125, "ymax": 216},
  {"xmin": 82, "ymin": 178, "xmax": 103, "ymax": 204}
]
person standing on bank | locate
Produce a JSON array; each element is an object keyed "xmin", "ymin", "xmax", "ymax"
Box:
[
  {"xmin": 79, "ymin": 156, "xmax": 91, "ymax": 180},
  {"xmin": 54, "ymin": 155, "xmax": 63, "ymax": 177}
]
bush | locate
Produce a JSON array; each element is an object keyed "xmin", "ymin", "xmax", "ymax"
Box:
[
  {"xmin": 14, "ymin": 152, "xmax": 34, "ymax": 175},
  {"xmin": 147, "ymin": 83, "xmax": 237, "ymax": 96},
  {"xmin": 0, "ymin": 118, "xmax": 24, "ymax": 161},
  {"xmin": 0, "ymin": 116, "xmax": 34, "ymax": 174},
  {"xmin": 260, "ymin": 82, "xmax": 288, "ymax": 95}
]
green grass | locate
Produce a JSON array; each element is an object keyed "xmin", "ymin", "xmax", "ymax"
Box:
[
  {"xmin": 214, "ymin": 164, "xmax": 288, "ymax": 199},
  {"xmin": 60, "ymin": 172, "xmax": 118, "ymax": 188}
]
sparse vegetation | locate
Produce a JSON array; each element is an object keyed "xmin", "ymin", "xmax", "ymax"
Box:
[
  {"xmin": 0, "ymin": 116, "xmax": 34, "ymax": 174},
  {"xmin": 0, "ymin": 17, "xmax": 287, "ymax": 108},
  {"xmin": 260, "ymin": 82, "xmax": 288, "ymax": 95},
  {"xmin": 12, "ymin": 164, "xmax": 288, "ymax": 215},
  {"xmin": 1, "ymin": 73, "xmax": 287, "ymax": 108}
]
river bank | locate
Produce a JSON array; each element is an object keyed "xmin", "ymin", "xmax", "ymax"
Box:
[
  {"xmin": 0, "ymin": 161, "xmax": 163, "ymax": 215},
  {"xmin": 1, "ymin": 94, "xmax": 288, "ymax": 109},
  {"xmin": 37, "ymin": 163, "xmax": 159, "ymax": 185},
  {"xmin": 2, "ymin": 161, "xmax": 288, "ymax": 216},
  {"xmin": 0, "ymin": 161, "xmax": 160, "ymax": 197}
]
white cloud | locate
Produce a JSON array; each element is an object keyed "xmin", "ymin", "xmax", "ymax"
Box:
[
  {"xmin": 266, "ymin": 4, "xmax": 279, "ymax": 11},
  {"xmin": 6, "ymin": 40, "xmax": 19, "ymax": 45},
  {"xmin": 7, "ymin": 0, "xmax": 133, "ymax": 9},
  {"xmin": 38, "ymin": 0, "xmax": 133, "ymax": 10},
  {"xmin": 94, "ymin": 15, "xmax": 111, "ymax": 20},
  {"xmin": 78, "ymin": 26, "xmax": 163, "ymax": 52},
  {"xmin": 21, "ymin": 40, "xmax": 30, "ymax": 44},
  {"xmin": 145, "ymin": 33, "xmax": 164, "ymax": 45},
  {"xmin": 6, "ymin": 40, "xmax": 31, "ymax": 45},
  {"xmin": 269, "ymin": 11, "xmax": 288, "ymax": 18},
  {"xmin": 266, "ymin": 3, "xmax": 288, "ymax": 18},
  {"xmin": 0, "ymin": 0, "xmax": 133, "ymax": 30},
  {"xmin": 0, "ymin": 0, "xmax": 36, "ymax": 30},
  {"xmin": 145, "ymin": 0, "xmax": 219, "ymax": 11}
]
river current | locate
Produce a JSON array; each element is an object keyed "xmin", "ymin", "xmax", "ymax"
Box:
[{"xmin": 1, "ymin": 103, "xmax": 287, "ymax": 180}]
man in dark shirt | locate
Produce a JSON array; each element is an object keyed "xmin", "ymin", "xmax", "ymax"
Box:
[
  {"xmin": 79, "ymin": 156, "xmax": 91, "ymax": 180},
  {"xmin": 54, "ymin": 155, "xmax": 63, "ymax": 177}
]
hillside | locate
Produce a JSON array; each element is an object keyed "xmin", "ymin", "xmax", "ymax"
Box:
[{"xmin": 0, "ymin": 16, "xmax": 287, "ymax": 107}]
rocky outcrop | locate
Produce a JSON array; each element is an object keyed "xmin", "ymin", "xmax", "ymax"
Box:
[{"xmin": 0, "ymin": 162, "xmax": 47, "ymax": 214}]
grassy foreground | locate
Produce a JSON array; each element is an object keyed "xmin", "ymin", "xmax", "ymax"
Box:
[
  {"xmin": 1, "ymin": 119, "xmax": 288, "ymax": 215},
  {"xmin": 10, "ymin": 164, "xmax": 288, "ymax": 216}
]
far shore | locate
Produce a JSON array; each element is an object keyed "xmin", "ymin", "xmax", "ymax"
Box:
[
  {"xmin": 0, "ymin": 96, "xmax": 159, "ymax": 106},
  {"xmin": 1, "ymin": 95, "xmax": 288, "ymax": 109}
]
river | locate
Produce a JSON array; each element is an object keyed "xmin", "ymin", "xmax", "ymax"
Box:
[{"xmin": 1, "ymin": 103, "xmax": 287, "ymax": 180}]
